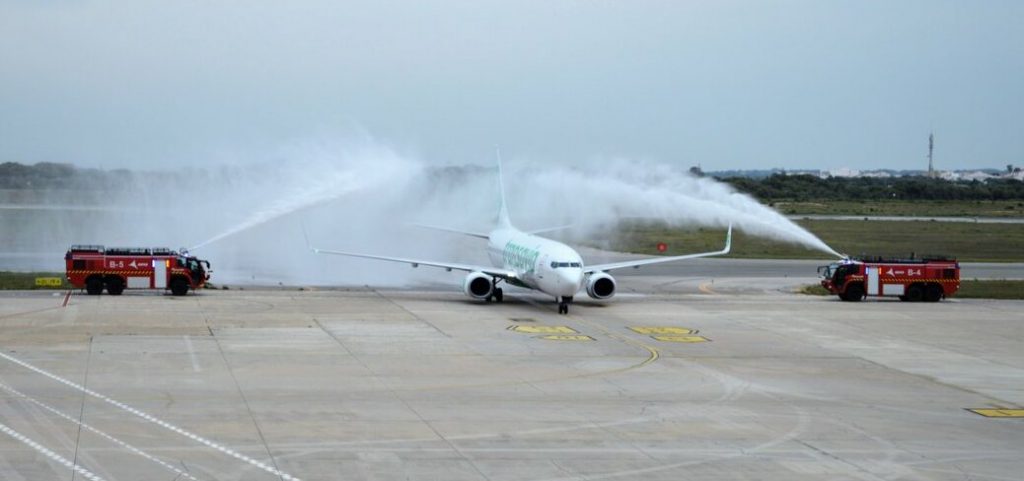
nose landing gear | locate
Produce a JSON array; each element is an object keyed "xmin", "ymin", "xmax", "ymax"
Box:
[{"xmin": 557, "ymin": 296, "xmax": 573, "ymax": 315}]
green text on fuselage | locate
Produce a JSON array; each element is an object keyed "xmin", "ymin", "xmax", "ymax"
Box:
[{"xmin": 504, "ymin": 241, "xmax": 540, "ymax": 274}]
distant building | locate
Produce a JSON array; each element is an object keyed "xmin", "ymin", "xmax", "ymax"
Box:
[
  {"xmin": 826, "ymin": 167, "xmax": 860, "ymax": 178},
  {"xmin": 942, "ymin": 170, "xmax": 994, "ymax": 181}
]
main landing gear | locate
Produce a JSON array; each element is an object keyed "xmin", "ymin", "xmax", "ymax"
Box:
[
  {"xmin": 486, "ymin": 287, "xmax": 504, "ymax": 303},
  {"xmin": 557, "ymin": 296, "xmax": 573, "ymax": 315},
  {"xmin": 486, "ymin": 278, "xmax": 504, "ymax": 303}
]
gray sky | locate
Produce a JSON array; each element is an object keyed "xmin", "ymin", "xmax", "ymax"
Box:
[{"xmin": 1, "ymin": 0, "xmax": 1022, "ymax": 171}]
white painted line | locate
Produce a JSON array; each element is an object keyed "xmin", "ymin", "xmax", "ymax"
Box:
[
  {"xmin": 0, "ymin": 351, "xmax": 301, "ymax": 481},
  {"xmin": 0, "ymin": 421, "xmax": 107, "ymax": 481},
  {"xmin": 183, "ymin": 335, "xmax": 202, "ymax": 373},
  {"xmin": 0, "ymin": 380, "xmax": 201, "ymax": 481}
]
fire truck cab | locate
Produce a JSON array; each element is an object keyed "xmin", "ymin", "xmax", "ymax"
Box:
[
  {"xmin": 65, "ymin": 245, "xmax": 211, "ymax": 296},
  {"xmin": 819, "ymin": 256, "xmax": 959, "ymax": 302}
]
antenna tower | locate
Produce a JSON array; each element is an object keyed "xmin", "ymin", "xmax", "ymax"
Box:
[{"xmin": 927, "ymin": 132, "xmax": 935, "ymax": 177}]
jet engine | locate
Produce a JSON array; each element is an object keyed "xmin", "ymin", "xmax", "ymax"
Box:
[
  {"xmin": 586, "ymin": 272, "xmax": 616, "ymax": 299},
  {"xmin": 463, "ymin": 271, "xmax": 493, "ymax": 299}
]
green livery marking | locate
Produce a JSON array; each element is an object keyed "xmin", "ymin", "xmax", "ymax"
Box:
[{"xmin": 504, "ymin": 241, "xmax": 540, "ymax": 274}]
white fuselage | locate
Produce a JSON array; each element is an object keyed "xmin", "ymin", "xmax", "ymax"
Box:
[{"xmin": 486, "ymin": 227, "xmax": 584, "ymax": 298}]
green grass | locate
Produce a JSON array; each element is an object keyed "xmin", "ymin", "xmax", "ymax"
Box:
[
  {"xmin": 608, "ymin": 220, "xmax": 1024, "ymax": 262},
  {"xmin": 799, "ymin": 280, "xmax": 1024, "ymax": 300},
  {"xmin": 955, "ymin": 280, "xmax": 1024, "ymax": 299},
  {"xmin": 798, "ymin": 284, "xmax": 831, "ymax": 296},
  {"xmin": 0, "ymin": 272, "xmax": 69, "ymax": 289},
  {"xmin": 773, "ymin": 200, "xmax": 1024, "ymax": 217}
]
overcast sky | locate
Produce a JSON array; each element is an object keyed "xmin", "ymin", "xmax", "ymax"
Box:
[{"xmin": 1, "ymin": 0, "xmax": 1022, "ymax": 171}]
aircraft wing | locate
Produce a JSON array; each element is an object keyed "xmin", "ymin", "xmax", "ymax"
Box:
[
  {"xmin": 313, "ymin": 248, "xmax": 517, "ymax": 279},
  {"xmin": 583, "ymin": 224, "xmax": 732, "ymax": 274}
]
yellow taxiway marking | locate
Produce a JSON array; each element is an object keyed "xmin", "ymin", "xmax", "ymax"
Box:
[
  {"xmin": 698, "ymin": 282, "xmax": 717, "ymax": 294},
  {"xmin": 629, "ymin": 326, "xmax": 696, "ymax": 335},
  {"xmin": 539, "ymin": 335, "xmax": 595, "ymax": 341},
  {"xmin": 651, "ymin": 335, "xmax": 710, "ymax": 343},
  {"xmin": 507, "ymin": 325, "xmax": 577, "ymax": 334},
  {"xmin": 968, "ymin": 409, "xmax": 1024, "ymax": 418}
]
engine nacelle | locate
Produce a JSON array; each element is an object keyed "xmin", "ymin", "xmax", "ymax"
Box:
[
  {"xmin": 463, "ymin": 271, "xmax": 493, "ymax": 300},
  {"xmin": 586, "ymin": 272, "xmax": 616, "ymax": 299}
]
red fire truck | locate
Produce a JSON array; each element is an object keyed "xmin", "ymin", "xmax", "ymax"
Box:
[
  {"xmin": 819, "ymin": 256, "xmax": 960, "ymax": 302},
  {"xmin": 65, "ymin": 246, "xmax": 211, "ymax": 296}
]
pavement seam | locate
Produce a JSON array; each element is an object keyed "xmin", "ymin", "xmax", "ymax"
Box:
[
  {"xmin": 314, "ymin": 309, "xmax": 493, "ymax": 480},
  {"xmin": 370, "ymin": 288, "xmax": 452, "ymax": 338},
  {"xmin": 70, "ymin": 335, "xmax": 93, "ymax": 481},
  {"xmin": 208, "ymin": 328, "xmax": 288, "ymax": 481},
  {"xmin": 0, "ymin": 379, "xmax": 200, "ymax": 480}
]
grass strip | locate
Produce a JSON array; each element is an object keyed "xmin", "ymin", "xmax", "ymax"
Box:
[
  {"xmin": 607, "ymin": 220, "xmax": 1024, "ymax": 262},
  {"xmin": 775, "ymin": 200, "xmax": 1024, "ymax": 218},
  {"xmin": 0, "ymin": 272, "xmax": 69, "ymax": 290}
]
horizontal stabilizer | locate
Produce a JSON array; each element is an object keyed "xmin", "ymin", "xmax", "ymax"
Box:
[
  {"xmin": 527, "ymin": 224, "xmax": 574, "ymax": 236},
  {"xmin": 411, "ymin": 223, "xmax": 490, "ymax": 239}
]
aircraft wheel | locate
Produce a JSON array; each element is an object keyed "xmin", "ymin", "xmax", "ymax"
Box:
[
  {"xmin": 558, "ymin": 303, "xmax": 568, "ymax": 315},
  {"xmin": 494, "ymin": 288, "xmax": 503, "ymax": 303}
]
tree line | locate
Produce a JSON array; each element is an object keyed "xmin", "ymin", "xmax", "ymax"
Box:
[
  {"xmin": 0, "ymin": 162, "xmax": 136, "ymax": 190},
  {"xmin": 3, "ymin": 161, "xmax": 1023, "ymax": 201},
  {"xmin": 722, "ymin": 174, "xmax": 1024, "ymax": 201}
]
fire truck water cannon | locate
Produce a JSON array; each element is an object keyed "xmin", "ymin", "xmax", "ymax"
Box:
[
  {"xmin": 65, "ymin": 245, "xmax": 212, "ymax": 296},
  {"xmin": 818, "ymin": 255, "xmax": 959, "ymax": 302}
]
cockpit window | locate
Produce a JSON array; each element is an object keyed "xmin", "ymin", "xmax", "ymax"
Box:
[{"xmin": 550, "ymin": 262, "xmax": 583, "ymax": 268}]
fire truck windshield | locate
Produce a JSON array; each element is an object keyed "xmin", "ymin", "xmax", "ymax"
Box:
[{"xmin": 818, "ymin": 263, "xmax": 838, "ymax": 278}]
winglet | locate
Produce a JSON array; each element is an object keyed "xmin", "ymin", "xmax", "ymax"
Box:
[
  {"xmin": 495, "ymin": 147, "xmax": 513, "ymax": 229},
  {"xmin": 723, "ymin": 223, "xmax": 733, "ymax": 254},
  {"xmin": 300, "ymin": 218, "xmax": 317, "ymax": 253}
]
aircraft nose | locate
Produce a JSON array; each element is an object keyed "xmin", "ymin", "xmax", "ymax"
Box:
[{"xmin": 557, "ymin": 269, "xmax": 583, "ymax": 294}]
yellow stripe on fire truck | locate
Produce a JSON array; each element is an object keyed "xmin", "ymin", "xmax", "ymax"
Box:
[
  {"xmin": 68, "ymin": 270, "xmax": 189, "ymax": 275},
  {"xmin": 846, "ymin": 275, "xmax": 954, "ymax": 283}
]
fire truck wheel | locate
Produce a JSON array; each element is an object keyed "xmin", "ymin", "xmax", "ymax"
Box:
[
  {"xmin": 843, "ymin": 284, "xmax": 864, "ymax": 302},
  {"xmin": 170, "ymin": 278, "xmax": 190, "ymax": 296},
  {"xmin": 906, "ymin": 284, "xmax": 924, "ymax": 302},
  {"xmin": 924, "ymin": 284, "xmax": 943, "ymax": 302},
  {"xmin": 105, "ymin": 277, "xmax": 124, "ymax": 296},
  {"xmin": 85, "ymin": 277, "xmax": 104, "ymax": 295}
]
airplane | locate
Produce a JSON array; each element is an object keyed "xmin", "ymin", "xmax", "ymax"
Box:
[{"xmin": 309, "ymin": 159, "xmax": 732, "ymax": 314}]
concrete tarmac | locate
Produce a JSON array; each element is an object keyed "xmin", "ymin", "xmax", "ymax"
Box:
[{"xmin": 0, "ymin": 282, "xmax": 1021, "ymax": 481}]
